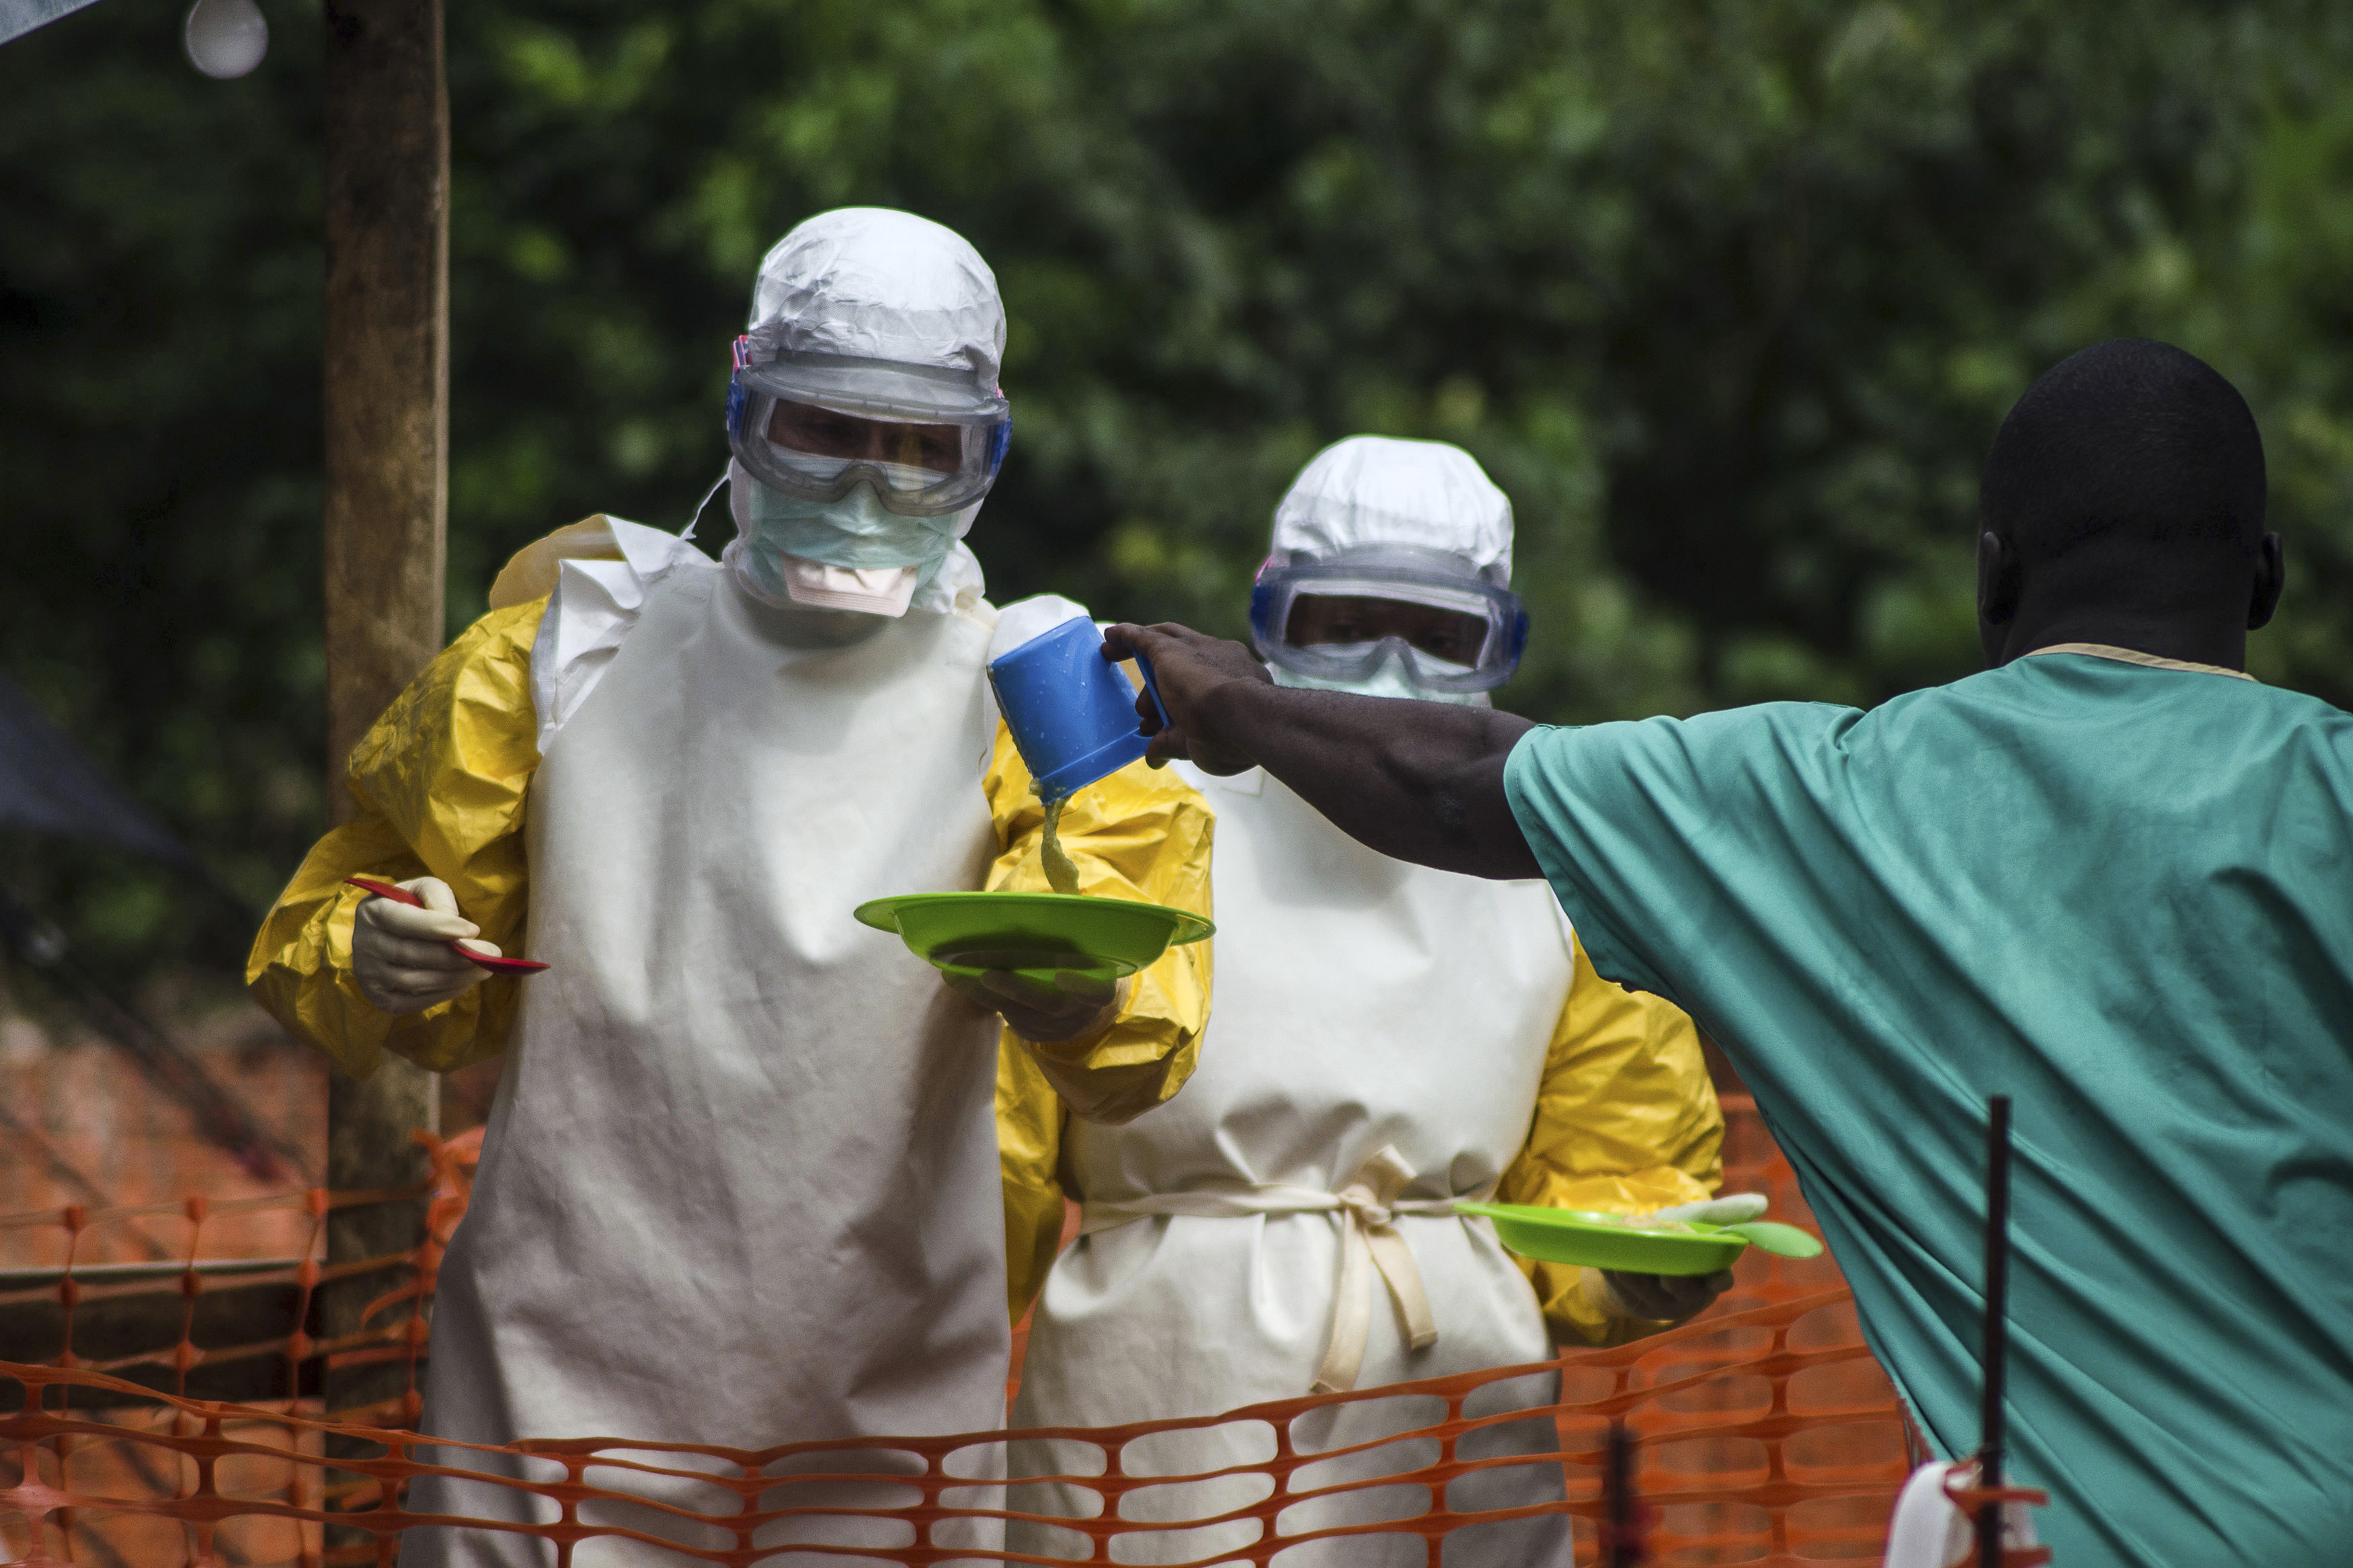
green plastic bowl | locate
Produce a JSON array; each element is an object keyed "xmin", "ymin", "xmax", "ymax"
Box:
[
  {"xmin": 854, "ymin": 891, "xmax": 1213, "ymax": 981},
  {"xmin": 1453, "ymin": 1202, "xmax": 1751, "ymax": 1277}
]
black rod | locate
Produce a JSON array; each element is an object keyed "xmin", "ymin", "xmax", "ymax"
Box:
[
  {"xmin": 1979, "ymin": 1094, "xmax": 2013, "ymax": 1568},
  {"xmin": 1605, "ymin": 1417, "xmax": 1639, "ymax": 1567}
]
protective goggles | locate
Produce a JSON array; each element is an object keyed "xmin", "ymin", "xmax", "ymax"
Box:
[
  {"xmin": 1249, "ymin": 545, "xmax": 1528, "ymax": 694},
  {"xmin": 726, "ymin": 340, "xmax": 1011, "ymax": 518}
]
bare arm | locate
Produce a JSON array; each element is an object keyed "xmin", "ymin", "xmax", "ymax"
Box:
[{"xmin": 1103, "ymin": 622, "xmax": 1544, "ymax": 880}]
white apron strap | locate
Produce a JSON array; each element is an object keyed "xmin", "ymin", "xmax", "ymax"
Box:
[{"xmin": 1078, "ymin": 1145, "xmax": 1474, "ymax": 1395}]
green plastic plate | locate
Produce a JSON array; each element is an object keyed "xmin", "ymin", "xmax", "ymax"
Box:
[
  {"xmin": 854, "ymin": 891, "xmax": 1213, "ymax": 980},
  {"xmin": 1455, "ymin": 1202, "xmax": 1756, "ymax": 1277}
]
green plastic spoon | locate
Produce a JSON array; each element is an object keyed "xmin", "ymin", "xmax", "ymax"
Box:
[{"xmin": 1713, "ymin": 1221, "xmax": 1824, "ymax": 1259}]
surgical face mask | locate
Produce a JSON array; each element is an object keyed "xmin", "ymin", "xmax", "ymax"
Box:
[
  {"xmin": 1269, "ymin": 647, "xmax": 1490, "ymax": 706},
  {"xmin": 726, "ymin": 468, "xmax": 976, "ymax": 612},
  {"xmin": 746, "ymin": 474, "xmax": 967, "ymax": 570}
]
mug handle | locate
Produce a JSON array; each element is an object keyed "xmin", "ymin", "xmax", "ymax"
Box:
[{"xmin": 1131, "ymin": 649, "xmax": 1172, "ymax": 733}]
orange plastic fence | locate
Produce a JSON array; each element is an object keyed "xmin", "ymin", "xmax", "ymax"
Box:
[
  {"xmin": 0, "ymin": 1102, "xmax": 1913, "ymax": 1566},
  {"xmin": 0, "ymin": 1126, "xmax": 477, "ymax": 1424}
]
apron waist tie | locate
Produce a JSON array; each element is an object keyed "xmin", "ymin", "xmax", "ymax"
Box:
[{"xmin": 1078, "ymin": 1145, "xmax": 1484, "ymax": 1395}]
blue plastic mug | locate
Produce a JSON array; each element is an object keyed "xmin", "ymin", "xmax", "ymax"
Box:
[{"xmin": 988, "ymin": 616, "xmax": 1171, "ymax": 802}]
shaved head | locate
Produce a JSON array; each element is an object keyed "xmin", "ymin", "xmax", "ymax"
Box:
[
  {"xmin": 1977, "ymin": 339, "xmax": 2281, "ymax": 669},
  {"xmin": 1983, "ymin": 339, "xmax": 2266, "ymax": 561}
]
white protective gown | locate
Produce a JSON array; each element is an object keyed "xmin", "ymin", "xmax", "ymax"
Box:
[
  {"xmin": 1008, "ymin": 761, "xmax": 1577, "ymax": 1568},
  {"xmin": 402, "ymin": 535, "xmax": 1010, "ymax": 1566}
]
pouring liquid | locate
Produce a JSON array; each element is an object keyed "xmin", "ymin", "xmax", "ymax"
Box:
[{"xmin": 1040, "ymin": 795, "xmax": 1082, "ymax": 896}]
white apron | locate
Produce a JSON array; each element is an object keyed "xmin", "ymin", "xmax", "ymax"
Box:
[
  {"xmin": 403, "ymin": 561, "xmax": 1008, "ymax": 1566},
  {"xmin": 1008, "ymin": 763, "xmax": 1577, "ymax": 1568}
]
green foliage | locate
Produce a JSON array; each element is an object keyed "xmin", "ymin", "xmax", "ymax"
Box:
[{"xmin": 5, "ymin": 0, "xmax": 2352, "ymax": 976}]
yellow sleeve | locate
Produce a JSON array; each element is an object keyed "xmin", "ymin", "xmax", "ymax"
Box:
[
  {"xmin": 982, "ymin": 724, "xmax": 1214, "ymax": 1126},
  {"xmin": 998, "ymin": 1035, "xmax": 1068, "ymax": 1326},
  {"xmin": 1495, "ymin": 927, "xmax": 1724, "ymax": 1348},
  {"xmin": 245, "ymin": 598, "xmax": 549, "ymax": 1078}
]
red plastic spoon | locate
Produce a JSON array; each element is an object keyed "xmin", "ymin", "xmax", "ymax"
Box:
[{"xmin": 343, "ymin": 876, "xmax": 551, "ymax": 974}]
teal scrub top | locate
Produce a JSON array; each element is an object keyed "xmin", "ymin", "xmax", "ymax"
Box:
[{"xmin": 1504, "ymin": 650, "xmax": 2353, "ymax": 1568}]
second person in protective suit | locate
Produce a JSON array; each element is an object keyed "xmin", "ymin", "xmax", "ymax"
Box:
[
  {"xmin": 1000, "ymin": 436, "xmax": 1745, "ymax": 1568},
  {"xmin": 247, "ymin": 207, "xmax": 1213, "ymax": 1567}
]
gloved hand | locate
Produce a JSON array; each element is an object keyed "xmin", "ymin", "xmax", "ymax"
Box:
[
  {"xmin": 943, "ymin": 960, "xmax": 1131, "ymax": 1046},
  {"xmin": 351, "ymin": 876, "xmax": 500, "ymax": 1015},
  {"xmin": 1583, "ymin": 1192, "xmax": 1771, "ymax": 1323}
]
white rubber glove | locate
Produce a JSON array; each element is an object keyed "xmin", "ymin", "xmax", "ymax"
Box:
[
  {"xmin": 351, "ymin": 876, "xmax": 500, "ymax": 1015},
  {"xmin": 1583, "ymin": 1192, "xmax": 1771, "ymax": 1323},
  {"xmin": 1884, "ymin": 1459, "xmax": 2041, "ymax": 1568}
]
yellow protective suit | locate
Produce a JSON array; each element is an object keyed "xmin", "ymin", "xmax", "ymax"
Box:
[
  {"xmin": 998, "ymin": 759, "xmax": 1716, "ymax": 1568},
  {"xmin": 248, "ymin": 522, "xmax": 1211, "ymax": 1122},
  {"xmin": 258, "ymin": 515, "xmax": 1212, "ymax": 1568},
  {"xmin": 998, "ymin": 866, "xmax": 1720, "ymax": 1348}
]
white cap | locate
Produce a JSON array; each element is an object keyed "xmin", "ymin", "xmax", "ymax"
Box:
[
  {"xmin": 740, "ymin": 208, "xmax": 1006, "ymax": 416},
  {"xmin": 1271, "ymin": 436, "xmax": 1515, "ymax": 584}
]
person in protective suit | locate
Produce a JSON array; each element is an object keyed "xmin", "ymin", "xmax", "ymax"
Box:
[
  {"xmin": 998, "ymin": 436, "xmax": 1745, "ymax": 1568},
  {"xmin": 247, "ymin": 207, "xmax": 1213, "ymax": 1567}
]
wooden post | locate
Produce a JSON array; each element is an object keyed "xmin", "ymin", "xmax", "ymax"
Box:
[{"xmin": 320, "ymin": 0, "xmax": 447, "ymax": 1442}]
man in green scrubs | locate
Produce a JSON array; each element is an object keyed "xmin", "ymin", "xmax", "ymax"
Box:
[{"xmin": 1104, "ymin": 339, "xmax": 2352, "ymax": 1567}]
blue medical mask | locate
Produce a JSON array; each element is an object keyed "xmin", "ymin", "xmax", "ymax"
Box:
[{"xmin": 1269, "ymin": 647, "xmax": 1490, "ymax": 706}]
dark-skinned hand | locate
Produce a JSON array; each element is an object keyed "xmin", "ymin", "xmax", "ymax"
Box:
[{"xmin": 1101, "ymin": 622, "xmax": 1271, "ymax": 775}]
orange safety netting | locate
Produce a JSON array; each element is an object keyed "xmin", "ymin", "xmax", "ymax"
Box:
[
  {"xmin": 0, "ymin": 1125, "xmax": 478, "ymax": 1423},
  {"xmin": 1, "ymin": 1100, "xmax": 1915, "ymax": 1566}
]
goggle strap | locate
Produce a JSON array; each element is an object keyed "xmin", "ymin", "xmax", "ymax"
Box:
[
  {"xmin": 1248, "ymin": 580, "xmax": 1279, "ymax": 651},
  {"xmin": 725, "ymin": 337, "xmax": 758, "ymax": 441}
]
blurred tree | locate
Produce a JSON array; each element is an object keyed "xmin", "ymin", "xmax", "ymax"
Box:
[{"xmin": 3, "ymin": 0, "xmax": 2351, "ymax": 977}]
